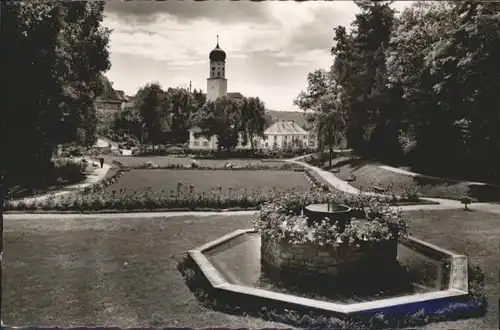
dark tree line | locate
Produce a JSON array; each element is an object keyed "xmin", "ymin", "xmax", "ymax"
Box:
[
  {"xmin": 296, "ymin": 1, "xmax": 500, "ymax": 182},
  {"xmin": 1, "ymin": 1, "xmax": 111, "ymax": 188}
]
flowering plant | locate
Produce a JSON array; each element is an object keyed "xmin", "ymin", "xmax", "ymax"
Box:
[{"xmin": 253, "ymin": 190, "xmax": 408, "ymax": 247}]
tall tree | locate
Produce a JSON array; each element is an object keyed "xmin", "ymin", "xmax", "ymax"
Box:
[
  {"xmin": 164, "ymin": 87, "xmax": 197, "ymax": 143},
  {"xmin": 192, "ymin": 97, "xmax": 242, "ymax": 152},
  {"xmin": 240, "ymin": 97, "xmax": 269, "ymax": 151},
  {"xmin": 136, "ymin": 83, "xmax": 170, "ymax": 148},
  {"xmin": 1, "ymin": 1, "xmax": 110, "ymax": 189},
  {"xmin": 333, "ymin": 0, "xmax": 395, "ymax": 154}
]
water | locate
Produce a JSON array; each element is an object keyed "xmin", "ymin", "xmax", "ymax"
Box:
[{"xmin": 205, "ymin": 233, "xmax": 448, "ymax": 304}]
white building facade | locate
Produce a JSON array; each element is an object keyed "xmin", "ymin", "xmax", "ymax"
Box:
[{"xmin": 260, "ymin": 120, "xmax": 316, "ymax": 150}]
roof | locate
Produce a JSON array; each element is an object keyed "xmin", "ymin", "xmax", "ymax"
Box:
[
  {"xmin": 264, "ymin": 120, "xmax": 308, "ymax": 135},
  {"xmin": 227, "ymin": 92, "xmax": 244, "ymax": 99}
]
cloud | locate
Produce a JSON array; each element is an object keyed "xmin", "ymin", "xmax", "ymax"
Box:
[
  {"xmin": 103, "ymin": 1, "xmax": 415, "ymax": 111},
  {"xmin": 105, "ymin": 0, "xmax": 269, "ymax": 24}
]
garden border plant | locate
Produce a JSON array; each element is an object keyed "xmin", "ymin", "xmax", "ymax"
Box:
[
  {"xmin": 178, "ymin": 255, "xmax": 487, "ymax": 329},
  {"xmin": 130, "ymin": 162, "xmax": 303, "ymax": 171}
]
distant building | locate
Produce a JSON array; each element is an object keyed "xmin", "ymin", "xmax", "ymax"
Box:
[
  {"xmin": 188, "ymin": 37, "xmax": 317, "ymax": 151},
  {"xmin": 260, "ymin": 120, "xmax": 315, "ymax": 149}
]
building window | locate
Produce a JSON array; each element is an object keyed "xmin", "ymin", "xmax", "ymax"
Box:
[
  {"xmin": 212, "ymin": 66, "xmax": 215, "ymax": 71},
  {"xmin": 217, "ymin": 72, "xmax": 220, "ymax": 77},
  {"xmin": 193, "ymin": 140, "xmax": 200, "ymax": 147},
  {"xmin": 212, "ymin": 70, "xmax": 214, "ymax": 76},
  {"xmin": 203, "ymin": 141, "xmax": 209, "ymax": 147}
]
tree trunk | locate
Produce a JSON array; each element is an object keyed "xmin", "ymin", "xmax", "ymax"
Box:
[
  {"xmin": 250, "ymin": 133, "xmax": 254, "ymax": 152},
  {"xmin": 329, "ymin": 146, "xmax": 333, "ymax": 169}
]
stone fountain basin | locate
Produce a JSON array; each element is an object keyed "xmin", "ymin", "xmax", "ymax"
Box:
[{"xmin": 188, "ymin": 229, "xmax": 468, "ymax": 317}]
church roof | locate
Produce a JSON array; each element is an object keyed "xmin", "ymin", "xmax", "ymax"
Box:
[
  {"xmin": 209, "ymin": 44, "xmax": 226, "ymax": 62},
  {"xmin": 227, "ymin": 92, "xmax": 244, "ymax": 99},
  {"xmin": 264, "ymin": 120, "xmax": 308, "ymax": 135}
]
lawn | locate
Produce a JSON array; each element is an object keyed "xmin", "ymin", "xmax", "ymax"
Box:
[
  {"xmin": 405, "ymin": 209, "xmax": 500, "ymax": 330},
  {"xmin": 3, "ymin": 214, "xmax": 286, "ymax": 328},
  {"xmin": 102, "ymin": 169, "xmax": 312, "ymax": 197},
  {"xmin": 4, "ymin": 209, "xmax": 497, "ymax": 328},
  {"xmin": 102, "ymin": 155, "xmax": 287, "ymax": 168},
  {"xmin": 317, "ymin": 156, "xmax": 500, "ymax": 202}
]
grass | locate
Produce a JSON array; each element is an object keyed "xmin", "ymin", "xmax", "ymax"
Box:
[
  {"xmin": 102, "ymin": 155, "xmax": 287, "ymax": 168},
  {"xmin": 404, "ymin": 209, "xmax": 499, "ymax": 330},
  {"xmin": 102, "ymin": 169, "xmax": 312, "ymax": 197},
  {"xmin": 316, "ymin": 156, "xmax": 500, "ymax": 202},
  {"xmin": 4, "ymin": 209, "xmax": 495, "ymax": 328},
  {"xmin": 3, "ymin": 214, "xmax": 286, "ymax": 328}
]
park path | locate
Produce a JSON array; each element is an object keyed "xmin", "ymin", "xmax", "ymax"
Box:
[
  {"xmin": 8, "ymin": 160, "xmax": 111, "ymax": 206},
  {"xmin": 285, "ymin": 158, "xmax": 495, "ymax": 212}
]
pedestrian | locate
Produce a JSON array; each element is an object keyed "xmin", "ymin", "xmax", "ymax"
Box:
[{"xmin": 99, "ymin": 157, "xmax": 104, "ymax": 168}]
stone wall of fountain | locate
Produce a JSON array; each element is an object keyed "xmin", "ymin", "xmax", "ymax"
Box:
[{"xmin": 261, "ymin": 233, "xmax": 398, "ymax": 277}]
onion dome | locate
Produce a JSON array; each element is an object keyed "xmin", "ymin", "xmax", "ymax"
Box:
[{"xmin": 209, "ymin": 36, "xmax": 226, "ymax": 61}]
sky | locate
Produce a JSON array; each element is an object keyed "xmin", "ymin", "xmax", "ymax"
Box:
[{"xmin": 103, "ymin": 0, "xmax": 414, "ymax": 112}]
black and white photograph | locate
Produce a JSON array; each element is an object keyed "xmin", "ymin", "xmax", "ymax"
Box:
[{"xmin": 1, "ymin": 0, "xmax": 499, "ymax": 328}]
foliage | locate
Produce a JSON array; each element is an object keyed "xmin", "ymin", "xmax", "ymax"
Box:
[
  {"xmin": 111, "ymin": 108, "xmax": 143, "ymax": 142},
  {"xmin": 252, "ymin": 190, "xmax": 407, "ymax": 247},
  {"xmin": 164, "ymin": 87, "xmax": 198, "ymax": 143},
  {"xmin": 297, "ymin": 1, "xmax": 500, "ymax": 182},
  {"xmin": 131, "ymin": 162, "xmax": 302, "ymax": 171},
  {"xmin": 1, "ymin": 1, "xmax": 110, "ymax": 189},
  {"xmin": 192, "ymin": 97, "xmax": 243, "ymax": 151},
  {"xmin": 294, "ymin": 69, "xmax": 346, "ymax": 168},
  {"xmin": 136, "ymin": 83, "xmax": 170, "ymax": 147},
  {"xmin": 4, "ymin": 185, "xmax": 308, "ymax": 212},
  {"xmin": 240, "ymin": 97, "xmax": 269, "ymax": 151}
]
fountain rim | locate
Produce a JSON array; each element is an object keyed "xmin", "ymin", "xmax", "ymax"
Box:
[{"xmin": 188, "ymin": 228, "xmax": 469, "ymax": 315}]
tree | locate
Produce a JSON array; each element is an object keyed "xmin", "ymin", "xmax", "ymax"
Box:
[
  {"xmin": 164, "ymin": 87, "xmax": 197, "ymax": 143},
  {"xmin": 315, "ymin": 92, "xmax": 346, "ymax": 168},
  {"xmin": 192, "ymin": 97, "xmax": 242, "ymax": 152},
  {"xmin": 112, "ymin": 108, "xmax": 143, "ymax": 140},
  {"xmin": 240, "ymin": 97, "xmax": 269, "ymax": 151},
  {"xmin": 1, "ymin": 1, "xmax": 110, "ymax": 189},
  {"xmin": 332, "ymin": 1, "xmax": 396, "ymax": 154},
  {"xmin": 136, "ymin": 83, "xmax": 170, "ymax": 148}
]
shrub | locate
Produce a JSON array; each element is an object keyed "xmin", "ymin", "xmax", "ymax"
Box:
[
  {"xmin": 51, "ymin": 158, "xmax": 87, "ymax": 183},
  {"xmin": 459, "ymin": 196, "xmax": 472, "ymax": 210}
]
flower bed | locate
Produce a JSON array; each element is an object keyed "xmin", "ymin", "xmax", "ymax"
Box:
[
  {"xmin": 254, "ymin": 191, "xmax": 407, "ymax": 279},
  {"xmin": 3, "ymin": 185, "xmax": 310, "ymax": 212},
  {"xmin": 131, "ymin": 161, "xmax": 302, "ymax": 171}
]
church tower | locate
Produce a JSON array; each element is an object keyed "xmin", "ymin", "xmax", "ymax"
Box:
[{"xmin": 207, "ymin": 35, "xmax": 227, "ymax": 102}]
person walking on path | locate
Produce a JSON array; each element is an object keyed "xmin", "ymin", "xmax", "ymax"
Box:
[{"xmin": 99, "ymin": 157, "xmax": 104, "ymax": 169}]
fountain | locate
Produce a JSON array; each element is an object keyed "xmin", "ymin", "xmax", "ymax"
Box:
[{"xmin": 188, "ymin": 192, "xmax": 469, "ymax": 318}]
